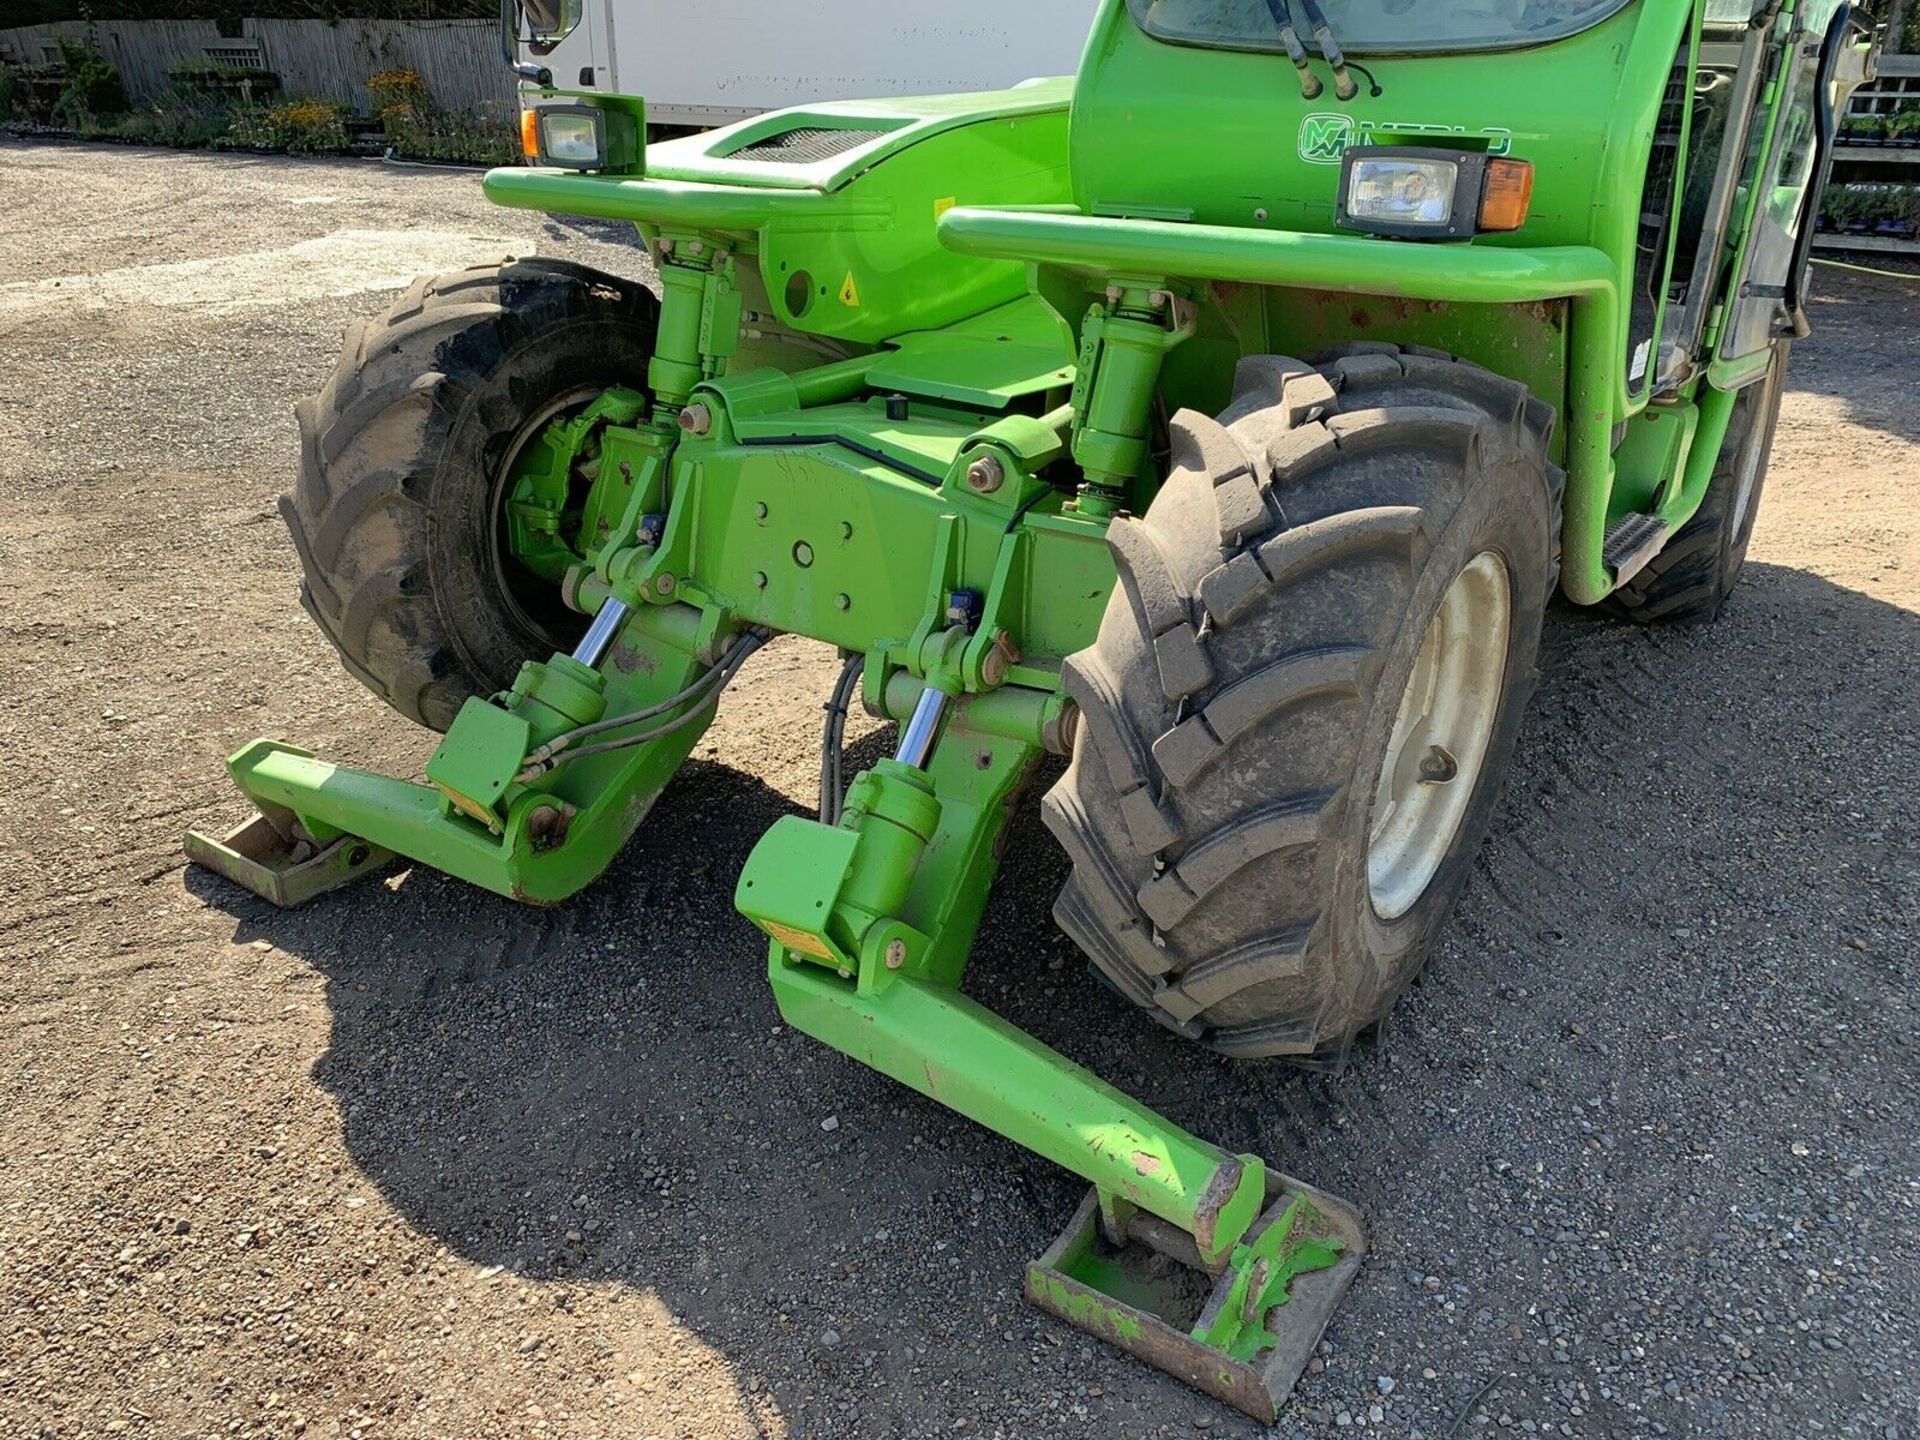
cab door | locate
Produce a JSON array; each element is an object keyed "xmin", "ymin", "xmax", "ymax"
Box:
[{"xmin": 1715, "ymin": 0, "xmax": 1871, "ymax": 369}]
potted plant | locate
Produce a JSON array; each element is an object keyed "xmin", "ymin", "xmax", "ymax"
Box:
[
  {"xmin": 1838, "ymin": 187, "xmax": 1874, "ymax": 233},
  {"xmin": 1877, "ymin": 186, "xmax": 1920, "ymax": 239},
  {"xmin": 1887, "ymin": 108, "xmax": 1920, "ymax": 149},
  {"xmin": 1841, "ymin": 111, "xmax": 1886, "ymax": 146}
]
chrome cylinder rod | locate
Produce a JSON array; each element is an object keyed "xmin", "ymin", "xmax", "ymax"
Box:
[
  {"xmin": 572, "ymin": 597, "xmax": 630, "ymax": 668},
  {"xmin": 895, "ymin": 686, "xmax": 951, "ymax": 770}
]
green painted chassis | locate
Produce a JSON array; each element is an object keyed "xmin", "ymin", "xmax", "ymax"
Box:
[{"xmin": 187, "ymin": 0, "xmax": 1859, "ymax": 1409}]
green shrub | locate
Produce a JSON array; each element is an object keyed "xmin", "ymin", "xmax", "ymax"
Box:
[
  {"xmin": 52, "ymin": 39, "xmax": 128, "ymax": 127},
  {"xmin": 106, "ymin": 89, "xmax": 236, "ymax": 147},
  {"xmin": 224, "ymin": 97, "xmax": 349, "ymax": 153},
  {"xmin": 382, "ymin": 101, "xmax": 518, "ymax": 165},
  {"xmin": 368, "ymin": 66, "xmax": 431, "ymax": 116}
]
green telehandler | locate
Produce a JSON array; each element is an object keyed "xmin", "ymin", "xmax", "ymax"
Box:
[{"xmin": 186, "ymin": 0, "xmax": 1877, "ymax": 1417}]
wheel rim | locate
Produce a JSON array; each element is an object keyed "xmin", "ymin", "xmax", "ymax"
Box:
[
  {"xmin": 487, "ymin": 385, "xmax": 603, "ymax": 646},
  {"xmin": 1366, "ymin": 551, "xmax": 1512, "ymax": 922}
]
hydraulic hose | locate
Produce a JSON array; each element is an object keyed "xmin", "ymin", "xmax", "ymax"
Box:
[
  {"xmin": 1295, "ymin": 0, "xmax": 1360, "ymax": 101},
  {"xmin": 1261, "ymin": 0, "xmax": 1324, "ymax": 98},
  {"xmin": 819, "ymin": 652, "xmax": 866, "ymax": 826},
  {"xmin": 517, "ymin": 629, "xmax": 768, "ymax": 780}
]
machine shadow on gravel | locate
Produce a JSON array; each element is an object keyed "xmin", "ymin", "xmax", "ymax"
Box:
[{"xmin": 185, "ymin": 563, "xmax": 1919, "ymax": 1430}]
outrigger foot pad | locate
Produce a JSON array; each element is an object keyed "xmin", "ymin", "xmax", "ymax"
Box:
[
  {"xmin": 1026, "ymin": 1170, "xmax": 1366, "ymax": 1423},
  {"xmin": 185, "ymin": 811, "xmax": 395, "ymax": 909}
]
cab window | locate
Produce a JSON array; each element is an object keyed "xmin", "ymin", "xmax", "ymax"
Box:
[{"xmin": 1127, "ymin": 0, "xmax": 1637, "ymax": 55}]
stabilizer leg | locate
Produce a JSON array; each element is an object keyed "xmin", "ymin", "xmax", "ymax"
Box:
[
  {"xmin": 736, "ymin": 683, "xmax": 1364, "ymax": 1419},
  {"xmin": 186, "ymin": 603, "xmax": 726, "ymax": 906}
]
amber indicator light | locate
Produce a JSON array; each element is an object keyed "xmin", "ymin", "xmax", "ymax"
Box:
[{"xmin": 1479, "ymin": 159, "xmax": 1535, "ymax": 232}]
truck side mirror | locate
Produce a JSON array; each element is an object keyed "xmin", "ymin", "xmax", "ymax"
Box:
[{"xmin": 518, "ymin": 0, "xmax": 582, "ymax": 52}]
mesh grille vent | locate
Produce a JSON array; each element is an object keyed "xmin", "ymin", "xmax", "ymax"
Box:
[{"xmin": 729, "ymin": 127, "xmax": 891, "ymax": 164}]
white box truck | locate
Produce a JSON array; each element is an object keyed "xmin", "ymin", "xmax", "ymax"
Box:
[{"xmin": 514, "ymin": 1, "xmax": 1097, "ymax": 130}]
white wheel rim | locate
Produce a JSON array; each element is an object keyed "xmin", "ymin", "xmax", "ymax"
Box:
[{"xmin": 1366, "ymin": 551, "xmax": 1512, "ymax": 922}]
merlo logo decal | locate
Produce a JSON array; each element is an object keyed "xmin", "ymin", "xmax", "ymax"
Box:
[
  {"xmin": 1297, "ymin": 114, "xmax": 1517, "ymax": 165},
  {"xmin": 1298, "ymin": 113, "xmax": 1356, "ymax": 164}
]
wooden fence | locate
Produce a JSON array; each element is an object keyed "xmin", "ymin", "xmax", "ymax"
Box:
[{"xmin": 0, "ymin": 17, "xmax": 517, "ymax": 116}]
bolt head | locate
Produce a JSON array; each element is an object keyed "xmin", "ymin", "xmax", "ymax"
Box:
[
  {"xmin": 884, "ymin": 939, "xmax": 907, "ymax": 970},
  {"xmin": 656, "ymin": 572, "xmax": 676, "ymax": 596},
  {"xmin": 965, "ymin": 455, "xmax": 1005, "ymax": 494},
  {"xmin": 678, "ymin": 403, "xmax": 713, "ymax": 437}
]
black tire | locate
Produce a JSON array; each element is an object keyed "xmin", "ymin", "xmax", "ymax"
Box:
[
  {"xmin": 1044, "ymin": 345, "xmax": 1562, "ymax": 1062},
  {"xmin": 284, "ymin": 258, "xmax": 660, "ymax": 731},
  {"xmin": 1607, "ymin": 343, "xmax": 1788, "ymax": 624}
]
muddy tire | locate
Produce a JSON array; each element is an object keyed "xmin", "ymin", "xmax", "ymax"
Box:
[
  {"xmin": 1607, "ymin": 343, "xmax": 1788, "ymax": 624},
  {"xmin": 284, "ymin": 258, "xmax": 660, "ymax": 731},
  {"xmin": 1045, "ymin": 345, "xmax": 1562, "ymax": 1062}
]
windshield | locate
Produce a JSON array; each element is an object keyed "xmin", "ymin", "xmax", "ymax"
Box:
[{"xmin": 1127, "ymin": 0, "xmax": 1636, "ymax": 55}]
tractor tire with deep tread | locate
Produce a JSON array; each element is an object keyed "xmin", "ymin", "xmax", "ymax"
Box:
[
  {"xmin": 1607, "ymin": 342, "xmax": 1788, "ymax": 624},
  {"xmin": 1045, "ymin": 344, "xmax": 1562, "ymax": 1062},
  {"xmin": 284, "ymin": 258, "xmax": 661, "ymax": 731}
]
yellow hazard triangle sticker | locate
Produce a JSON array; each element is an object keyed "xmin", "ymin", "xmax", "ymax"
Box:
[{"xmin": 838, "ymin": 272, "xmax": 861, "ymax": 307}]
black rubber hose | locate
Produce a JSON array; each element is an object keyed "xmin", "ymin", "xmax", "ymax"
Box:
[
  {"xmin": 519, "ymin": 631, "xmax": 768, "ymax": 779},
  {"xmin": 1296, "ymin": 0, "xmax": 1360, "ymax": 100},
  {"xmin": 819, "ymin": 653, "xmax": 866, "ymax": 825},
  {"xmin": 1262, "ymin": 0, "xmax": 1326, "ymax": 98}
]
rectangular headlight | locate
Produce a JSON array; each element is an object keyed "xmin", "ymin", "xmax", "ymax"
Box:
[
  {"xmin": 1336, "ymin": 147, "xmax": 1533, "ymax": 241},
  {"xmin": 1347, "ymin": 155, "xmax": 1461, "ymax": 229},
  {"xmin": 530, "ymin": 103, "xmax": 641, "ymax": 173},
  {"xmin": 538, "ymin": 106, "xmax": 604, "ymax": 168}
]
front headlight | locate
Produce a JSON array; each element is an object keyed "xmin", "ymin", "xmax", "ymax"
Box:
[
  {"xmin": 1346, "ymin": 156, "xmax": 1460, "ymax": 229},
  {"xmin": 1336, "ymin": 147, "xmax": 1534, "ymax": 241},
  {"xmin": 527, "ymin": 103, "xmax": 640, "ymax": 174},
  {"xmin": 539, "ymin": 107, "xmax": 603, "ymax": 167}
]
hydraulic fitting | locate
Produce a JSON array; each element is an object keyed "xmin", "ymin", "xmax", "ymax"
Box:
[{"xmin": 966, "ymin": 454, "xmax": 1005, "ymax": 494}]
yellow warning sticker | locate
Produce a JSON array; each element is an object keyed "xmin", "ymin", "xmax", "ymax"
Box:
[
  {"xmin": 764, "ymin": 921, "xmax": 832, "ymax": 961},
  {"xmin": 933, "ymin": 195, "xmax": 957, "ymax": 219},
  {"xmin": 838, "ymin": 272, "xmax": 862, "ymax": 307}
]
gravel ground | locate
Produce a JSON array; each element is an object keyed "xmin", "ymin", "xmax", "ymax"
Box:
[{"xmin": 0, "ymin": 139, "xmax": 1916, "ymax": 1440}]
